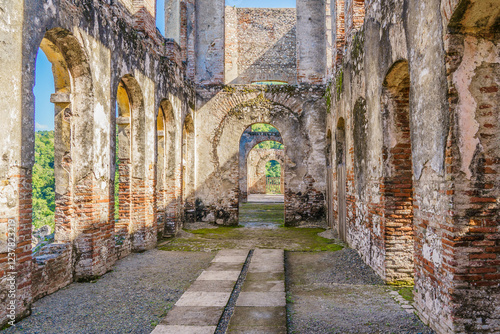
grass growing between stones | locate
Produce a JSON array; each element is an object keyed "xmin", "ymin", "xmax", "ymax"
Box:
[
  {"xmin": 158, "ymin": 227, "xmax": 343, "ymax": 252},
  {"xmin": 392, "ymin": 286, "xmax": 415, "ymax": 303}
]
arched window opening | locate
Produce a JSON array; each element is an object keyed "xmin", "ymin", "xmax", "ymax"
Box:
[{"xmin": 32, "ymin": 47, "xmax": 57, "ymax": 253}]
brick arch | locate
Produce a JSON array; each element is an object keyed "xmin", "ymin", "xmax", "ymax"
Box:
[
  {"xmin": 439, "ymin": 3, "xmax": 500, "ymax": 331},
  {"xmin": 115, "ymin": 74, "xmax": 150, "ymax": 253},
  {"xmin": 200, "ymin": 90, "xmax": 325, "ymax": 226},
  {"xmin": 380, "ymin": 59, "xmax": 414, "ymax": 283},
  {"xmin": 34, "ymin": 28, "xmax": 101, "ymax": 279},
  {"xmin": 212, "ymin": 95, "xmax": 298, "ymax": 172}
]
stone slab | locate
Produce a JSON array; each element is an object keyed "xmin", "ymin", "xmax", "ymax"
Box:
[
  {"xmin": 217, "ymin": 249, "xmax": 249, "ymax": 257},
  {"xmin": 151, "ymin": 325, "xmax": 216, "ymax": 334},
  {"xmin": 227, "ymin": 326, "xmax": 286, "ymax": 334},
  {"xmin": 188, "ymin": 280, "xmax": 237, "ymax": 292},
  {"xmin": 206, "ymin": 262, "xmax": 244, "ymax": 271},
  {"xmin": 248, "ymin": 261, "xmax": 284, "ymax": 273},
  {"xmin": 175, "ymin": 291, "xmax": 231, "ymax": 307},
  {"xmin": 241, "ymin": 280, "xmax": 285, "ymax": 292},
  {"xmin": 245, "ymin": 272, "xmax": 285, "ymax": 281},
  {"xmin": 212, "ymin": 255, "xmax": 248, "ymax": 263},
  {"xmin": 162, "ymin": 306, "xmax": 224, "ymax": 326},
  {"xmin": 229, "ymin": 306, "xmax": 286, "ymax": 327},
  {"xmin": 197, "ymin": 270, "xmax": 241, "ymax": 281},
  {"xmin": 236, "ymin": 292, "xmax": 286, "ymax": 307}
]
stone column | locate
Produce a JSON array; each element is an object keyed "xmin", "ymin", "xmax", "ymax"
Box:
[
  {"xmin": 296, "ymin": 0, "xmax": 327, "ymax": 84},
  {"xmin": 195, "ymin": 0, "xmax": 225, "ymax": 85}
]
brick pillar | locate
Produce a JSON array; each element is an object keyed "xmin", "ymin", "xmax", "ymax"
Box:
[{"xmin": 132, "ymin": 0, "xmax": 157, "ymax": 38}]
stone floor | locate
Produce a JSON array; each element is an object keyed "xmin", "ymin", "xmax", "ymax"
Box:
[
  {"xmin": 2, "ymin": 202, "xmax": 432, "ymax": 334},
  {"xmin": 2, "ymin": 251, "xmax": 214, "ymax": 334},
  {"xmin": 246, "ymin": 194, "xmax": 285, "ymax": 203}
]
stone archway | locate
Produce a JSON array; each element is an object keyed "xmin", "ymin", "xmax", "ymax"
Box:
[
  {"xmin": 195, "ymin": 86, "xmax": 327, "ymax": 227},
  {"xmin": 247, "ymin": 149, "xmax": 285, "ymax": 195}
]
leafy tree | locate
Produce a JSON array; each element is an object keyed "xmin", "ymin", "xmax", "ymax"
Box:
[
  {"xmin": 265, "ymin": 160, "xmax": 281, "ymax": 177},
  {"xmin": 32, "ymin": 131, "xmax": 55, "ymax": 230},
  {"xmin": 251, "ymin": 123, "xmax": 279, "ymax": 133}
]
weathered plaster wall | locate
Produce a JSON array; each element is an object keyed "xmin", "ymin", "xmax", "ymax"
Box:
[
  {"xmin": 296, "ymin": 0, "xmax": 327, "ymax": 84},
  {"xmin": 0, "ymin": 0, "xmax": 194, "ymax": 326},
  {"xmin": 195, "ymin": 85, "xmax": 327, "ymax": 227},
  {"xmin": 327, "ymin": 0, "xmax": 499, "ymax": 332},
  {"xmin": 224, "ymin": 7, "xmax": 297, "ymax": 84}
]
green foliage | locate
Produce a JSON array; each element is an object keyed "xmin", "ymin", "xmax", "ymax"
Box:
[
  {"xmin": 265, "ymin": 160, "xmax": 281, "ymax": 178},
  {"xmin": 32, "ymin": 131, "xmax": 55, "ymax": 230},
  {"xmin": 251, "ymin": 123, "xmax": 279, "ymax": 133},
  {"xmin": 324, "ymin": 81, "xmax": 332, "ymax": 113},
  {"xmin": 335, "ymin": 69, "xmax": 344, "ymax": 101}
]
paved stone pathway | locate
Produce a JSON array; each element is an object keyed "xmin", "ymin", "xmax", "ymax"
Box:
[
  {"xmin": 228, "ymin": 249, "xmax": 286, "ymax": 333},
  {"xmin": 151, "ymin": 249, "xmax": 249, "ymax": 333},
  {"xmin": 151, "ymin": 248, "xmax": 287, "ymax": 334}
]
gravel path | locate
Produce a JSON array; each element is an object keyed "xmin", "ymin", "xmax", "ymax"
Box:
[
  {"xmin": 3, "ymin": 250, "xmax": 214, "ymax": 334},
  {"xmin": 286, "ymin": 249, "xmax": 434, "ymax": 334}
]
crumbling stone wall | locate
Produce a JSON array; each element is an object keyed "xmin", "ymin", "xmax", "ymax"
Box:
[
  {"xmin": 0, "ymin": 0, "xmax": 194, "ymax": 326},
  {"xmin": 224, "ymin": 7, "xmax": 297, "ymax": 84},
  {"xmin": 247, "ymin": 148, "xmax": 285, "ymax": 194},
  {"xmin": 327, "ymin": 0, "xmax": 499, "ymax": 332},
  {"xmin": 195, "ymin": 85, "xmax": 327, "ymax": 227}
]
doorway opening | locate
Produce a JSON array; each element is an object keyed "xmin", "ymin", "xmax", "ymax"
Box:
[{"xmin": 239, "ymin": 124, "xmax": 285, "ymax": 228}]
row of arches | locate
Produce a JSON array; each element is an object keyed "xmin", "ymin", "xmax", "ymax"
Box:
[
  {"xmin": 328, "ymin": 60, "xmax": 413, "ymax": 282},
  {"xmin": 30, "ymin": 27, "xmax": 194, "ymax": 275}
]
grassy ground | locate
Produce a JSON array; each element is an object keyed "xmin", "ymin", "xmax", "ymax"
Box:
[
  {"xmin": 159, "ymin": 202, "xmax": 343, "ymax": 252},
  {"xmin": 158, "ymin": 226, "xmax": 344, "ymax": 252}
]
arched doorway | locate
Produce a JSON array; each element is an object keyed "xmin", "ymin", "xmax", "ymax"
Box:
[
  {"xmin": 239, "ymin": 123, "xmax": 286, "ymax": 227},
  {"xmin": 115, "ymin": 74, "xmax": 147, "ymax": 253},
  {"xmin": 336, "ymin": 118, "xmax": 347, "ymax": 241}
]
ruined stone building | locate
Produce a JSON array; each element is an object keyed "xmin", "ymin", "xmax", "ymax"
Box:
[{"xmin": 0, "ymin": 0, "xmax": 498, "ymax": 333}]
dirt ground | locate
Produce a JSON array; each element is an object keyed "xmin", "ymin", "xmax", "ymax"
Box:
[{"xmin": 286, "ymin": 250, "xmax": 433, "ymax": 334}]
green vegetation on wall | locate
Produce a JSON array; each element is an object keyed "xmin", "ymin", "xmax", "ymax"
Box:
[{"xmin": 32, "ymin": 131, "xmax": 55, "ymax": 230}]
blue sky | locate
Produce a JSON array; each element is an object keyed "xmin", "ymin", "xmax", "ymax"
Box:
[{"xmin": 34, "ymin": 0, "xmax": 295, "ymax": 131}]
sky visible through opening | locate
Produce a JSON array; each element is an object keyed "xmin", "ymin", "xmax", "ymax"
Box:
[{"xmin": 34, "ymin": 1, "xmax": 295, "ymax": 131}]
